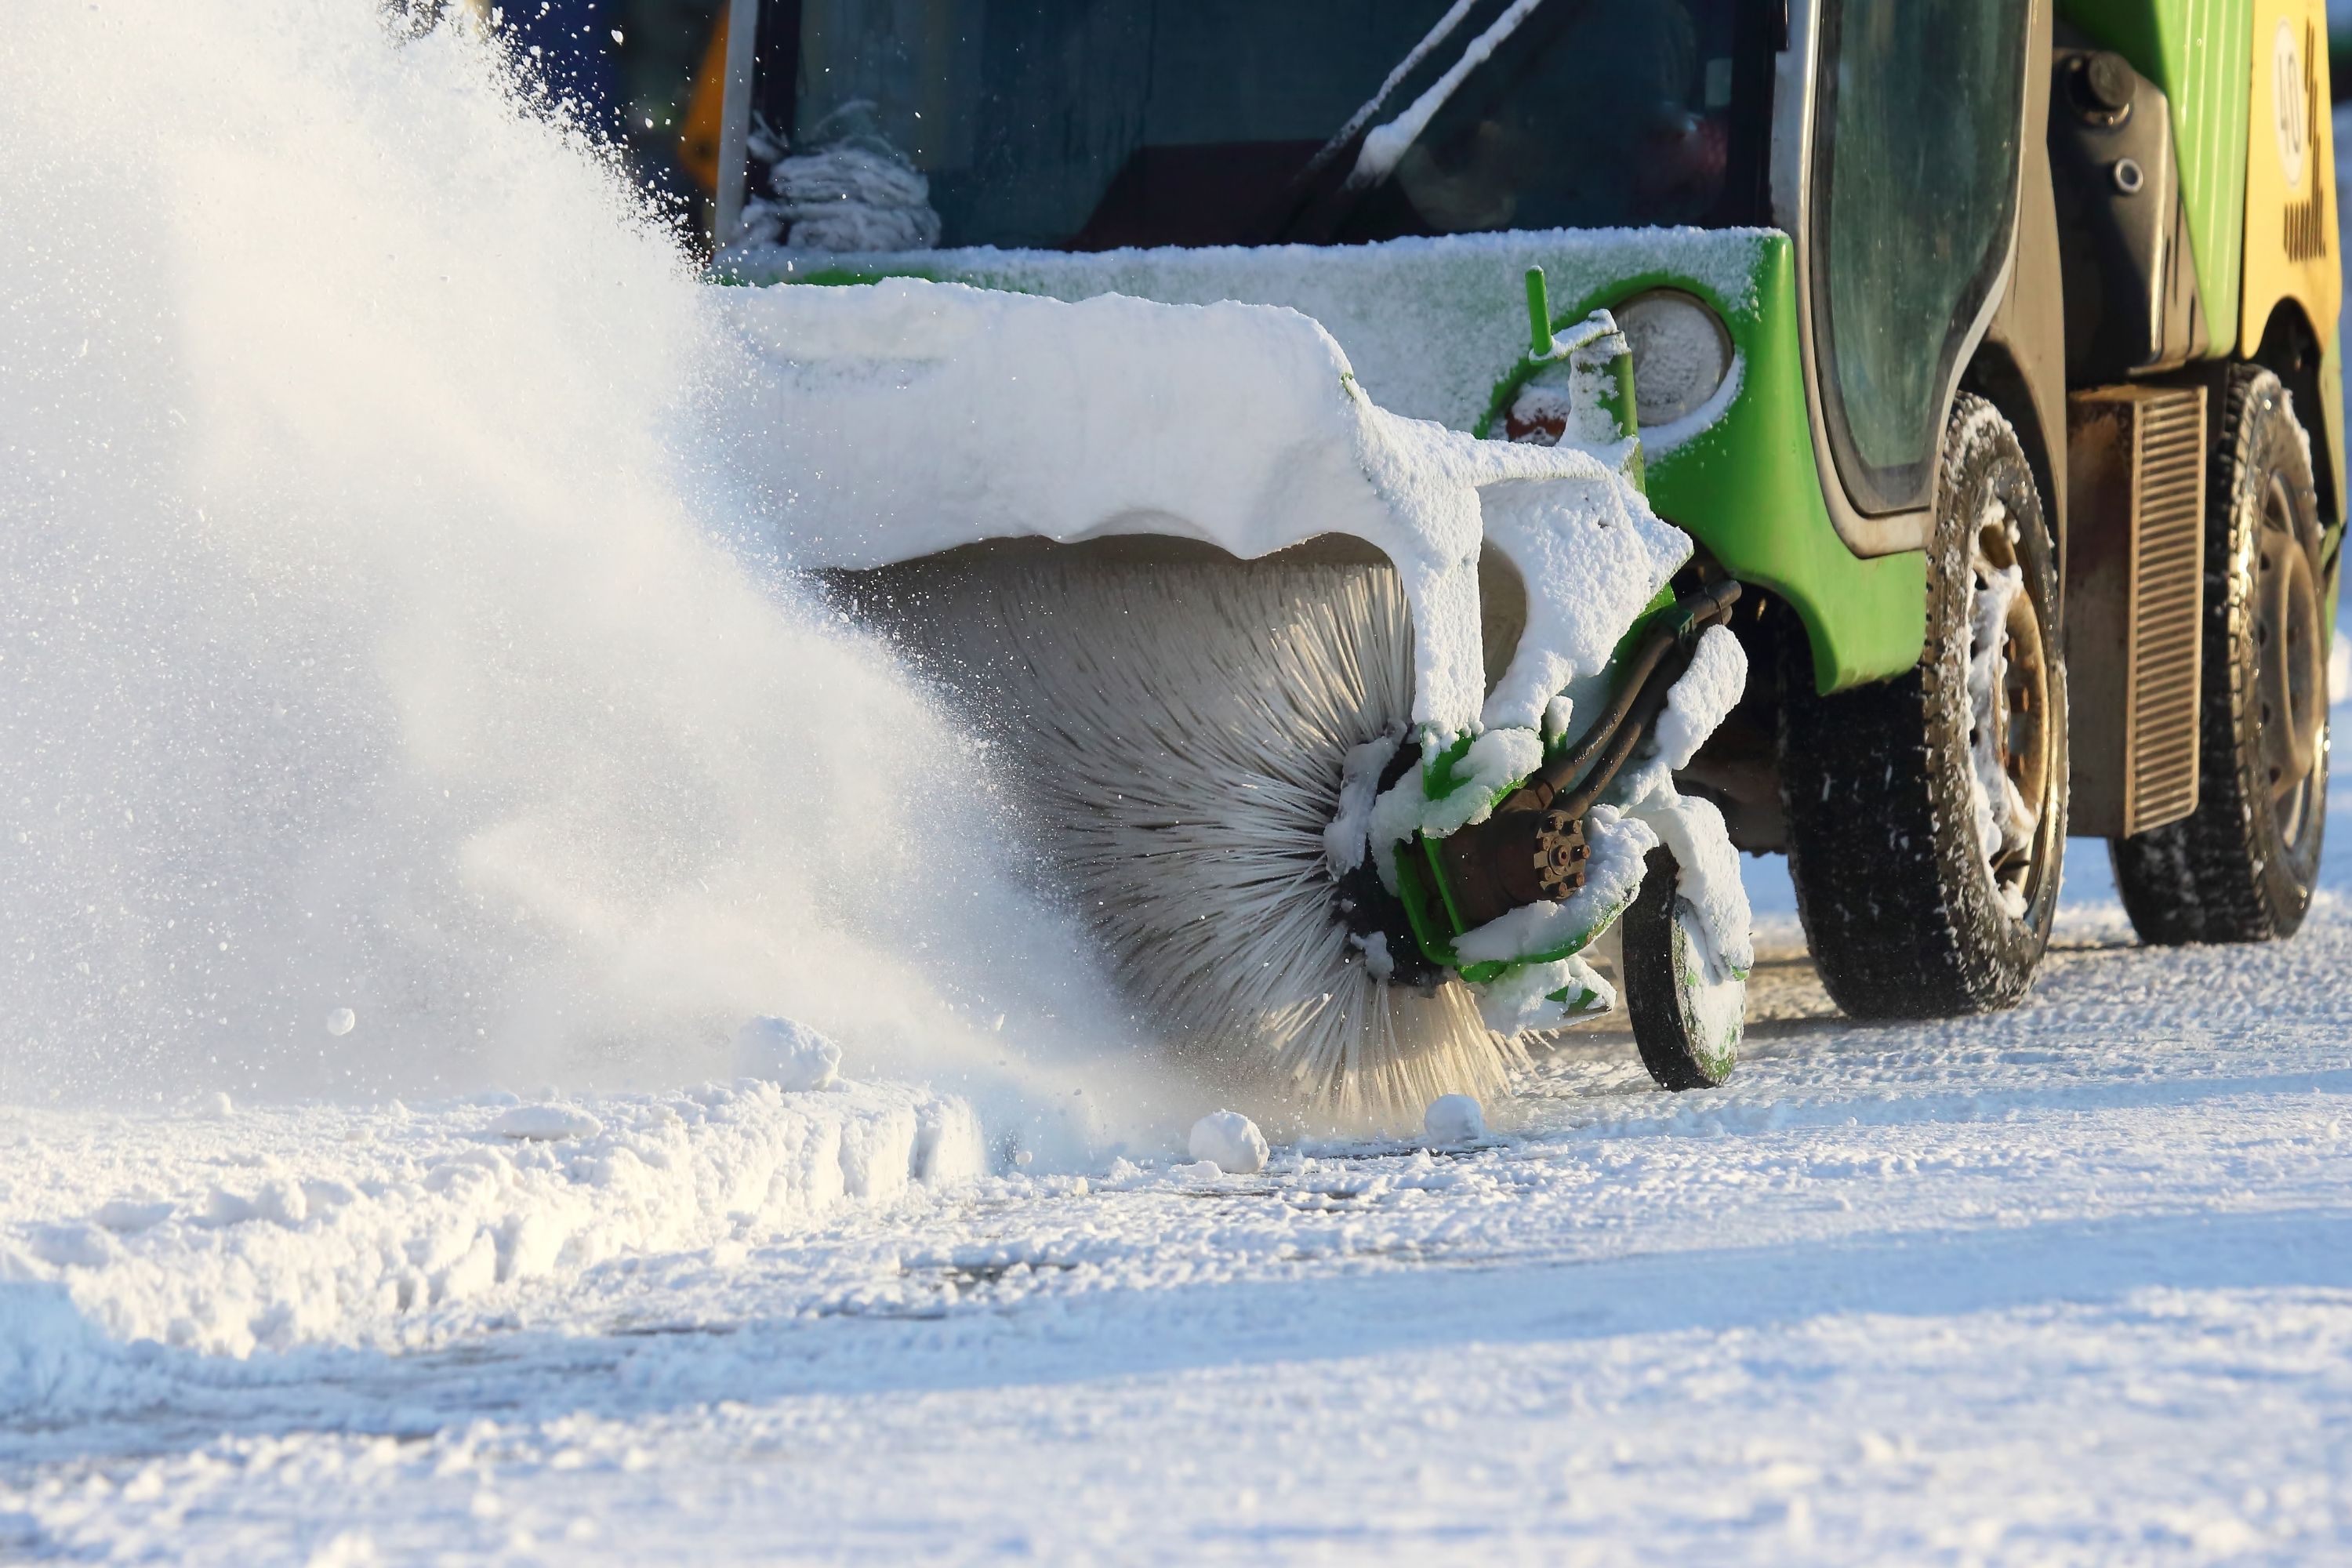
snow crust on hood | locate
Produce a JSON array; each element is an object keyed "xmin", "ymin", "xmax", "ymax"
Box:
[
  {"xmin": 719, "ymin": 278, "xmax": 1677, "ymax": 736},
  {"xmin": 724, "ymin": 227, "xmax": 1773, "ymax": 431}
]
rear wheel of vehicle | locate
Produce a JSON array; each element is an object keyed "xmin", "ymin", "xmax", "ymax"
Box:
[
  {"xmin": 2111, "ymin": 367, "xmax": 2328, "ymax": 942},
  {"xmin": 1781, "ymin": 394, "xmax": 2068, "ymax": 1018},
  {"xmin": 1621, "ymin": 846, "xmax": 1741, "ymax": 1090}
]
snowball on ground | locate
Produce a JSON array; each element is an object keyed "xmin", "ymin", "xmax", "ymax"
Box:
[
  {"xmin": 1424, "ymin": 1094, "xmax": 1485, "ymax": 1144},
  {"xmin": 1188, "ymin": 1111, "xmax": 1269, "ymax": 1174},
  {"xmin": 733, "ymin": 1015, "xmax": 844, "ymax": 1091}
]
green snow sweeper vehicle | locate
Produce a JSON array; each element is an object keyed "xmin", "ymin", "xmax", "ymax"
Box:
[{"xmin": 706, "ymin": 0, "xmax": 2342, "ymax": 1111}]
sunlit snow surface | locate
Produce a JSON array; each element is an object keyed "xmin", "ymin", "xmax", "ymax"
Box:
[{"xmin": 6, "ymin": 711, "xmax": 2350, "ymax": 1560}]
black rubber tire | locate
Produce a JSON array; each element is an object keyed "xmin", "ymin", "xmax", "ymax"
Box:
[
  {"xmin": 1780, "ymin": 394, "xmax": 2069, "ymax": 1019},
  {"xmin": 2111, "ymin": 367, "xmax": 2328, "ymax": 943},
  {"xmin": 1621, "ymin": 846, "xmax": 1740, "ymax": 1091}
]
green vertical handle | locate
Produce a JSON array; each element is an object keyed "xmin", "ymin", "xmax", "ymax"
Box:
[{"xmin": 1525, "ymin": 267, "xmax": 1554, "ymax": 359}]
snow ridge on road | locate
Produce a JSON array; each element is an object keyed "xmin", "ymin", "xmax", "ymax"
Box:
[{"xmin": 0, "ymin": 1080, "xmax": 983, "ymax": 1415}]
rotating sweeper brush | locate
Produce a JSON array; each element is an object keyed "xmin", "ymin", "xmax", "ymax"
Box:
[
  {"xmin": 833, "ymin": 521, "xmax": 1748, "ymax": 1121},
  {"xmin": 838, "ymin": 539, "xmax": 1497, "ymax": 1115}
]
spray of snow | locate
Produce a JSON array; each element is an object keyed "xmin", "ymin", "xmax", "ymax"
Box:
[{"xmin": 0, "ymin": 0, "xmax": 1188, "ymax": 1163}]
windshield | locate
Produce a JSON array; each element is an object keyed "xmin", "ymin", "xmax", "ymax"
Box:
[{"xmin": 752, "ymin": 0, "xmax": 1771, "ymax": 252}]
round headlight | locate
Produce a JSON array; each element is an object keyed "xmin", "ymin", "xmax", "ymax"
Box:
[{"xmin": 1613, "ymin": 290, "xmax": 1733, "ymax": 427}]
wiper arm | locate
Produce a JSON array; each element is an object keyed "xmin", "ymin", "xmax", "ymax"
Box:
[
  {"xmin": 1265, "ymin": 0, "xmax": 1557, "ymax": 245},
  {"xmin": 1345, "ymin": 0, "xmax": 1553, "ymax": 187},
  {"xmin": 1297, "ymin": 0, "xmax": 1485, "ymax": 187}
]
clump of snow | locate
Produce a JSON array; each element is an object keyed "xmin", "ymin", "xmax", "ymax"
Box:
[
  {"xmin": 1365, "ymin": 727, "xmax": 1548, "ymax": 887},
  {"xmin": 1645, "ymin": 626, "xmax": 1747, "ymax": 775},
  {"xmin": 1472, "ymin": 952, "xmax": 1615, "ymax": 1036},
  {"xmin": 1423, "ymin": 1094, "xmax": 1485, "ymax": 1144},
  {"xmin": 733, "ymin": 1016, "xmax": 844, "ymax": 1091},
  {"xmin": 0, "ymin": 1281, "xmax": 137, "ymax": 1421},
  {"xmin": 1187, "ymin": 1112, "xmax": 1270, "ymax": 1175},
  {"xmin": 1324, "ymin": 730, "xmax": 1404, "ymax": 876},
  {"xmin": 487, "ymin": 1104, "xmax": 604, "ymax": 1142},
  {"xmin": 1455, "ymin": 805, "xmax": 1659, "ymax": 966},
  {"xmin": 1476, "ymin": 469, "xmax": 1693, "ymax": 735}
]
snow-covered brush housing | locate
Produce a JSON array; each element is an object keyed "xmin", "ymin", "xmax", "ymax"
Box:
[{"xmin": 715, "ymin": 278, "xmax": 1752, "ymax": 1123}]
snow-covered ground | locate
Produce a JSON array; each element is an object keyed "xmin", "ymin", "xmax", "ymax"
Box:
[{"xmin": 8, "ymin": 699, "xmax": 2349, "ymax": 1562}]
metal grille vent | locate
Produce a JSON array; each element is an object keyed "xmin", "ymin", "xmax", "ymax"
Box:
[{"xmin": 2125, "ymin": 391, "xmax": 2205, "ymax": 829}]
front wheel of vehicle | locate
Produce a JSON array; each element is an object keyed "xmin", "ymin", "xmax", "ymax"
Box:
[
  {"xmin": 1621, "ymin": 846, "xmax": 1742, "ymax": 1090},
  {"xmin": 1780, "ymin": 394, "xmax": 2069, "ymax": 1018},
  {"xmin": 2111, "ymin": 367, "xmax": 2328, "ymax": 942}
]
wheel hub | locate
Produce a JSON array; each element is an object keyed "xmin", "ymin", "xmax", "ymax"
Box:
[
  {"xmin": 1966, "ymin": 506, "xmax": 2052, "ymax": 915},
  {"xmin": 2255, "ymin": 473, "xmax": 2326, "ymax": 848}
]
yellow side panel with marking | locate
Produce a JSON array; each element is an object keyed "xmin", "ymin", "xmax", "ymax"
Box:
[
  {"xmin": 2239, "ymin": 0, "xmax": 2338, "ymax": 354},
  {"xmin": 2240, "ymin": 0, "xmax": 2344, "ymax": 528}
]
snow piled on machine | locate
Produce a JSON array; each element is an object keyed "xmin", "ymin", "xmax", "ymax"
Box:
[
  {"xmin": 716, "ymin": 274, "xmax": 1752, "ymax": 1040},
  {"xmin": 727, "ymin": 226, "xmax": 1773, "ymax": 434}
]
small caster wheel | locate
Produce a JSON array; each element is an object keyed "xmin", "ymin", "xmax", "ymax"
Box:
[{"xmin": 1621, "ymin": 846, "xmax": 1742, "ymax": 1090}]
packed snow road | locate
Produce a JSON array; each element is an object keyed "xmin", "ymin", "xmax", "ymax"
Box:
[{"xmin": 6, "ymin": 728, "xmax": 2350, "ymax": 1564}]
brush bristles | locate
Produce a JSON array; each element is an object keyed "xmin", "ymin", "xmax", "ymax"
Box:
[{"xmin": 849, "ymin": 546, "xmax": 1522, "ymax": 1121}]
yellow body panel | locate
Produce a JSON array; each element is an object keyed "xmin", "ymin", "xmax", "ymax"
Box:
[{"xmin": 2238, "ymin": 0, "xmax": 2338, "ymax": 358}]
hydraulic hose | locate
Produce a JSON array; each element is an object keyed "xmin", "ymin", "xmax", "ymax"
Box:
[
  {"xmin": 1432, "ymin": 579, "xmax": 1741, "ymax": 930},
  {"xmin": 1514, "ymin": 577, "xmax": 1741, "ymax": 817}
]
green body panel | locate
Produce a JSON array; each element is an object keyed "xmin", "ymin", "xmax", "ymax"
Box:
[
  {"xmin": 738, "ymin": 229, "xmax": 1929, "ymax": 694},
  {"xmin": 1488, "ymin": 234, "xmax": 1926, "ymax": 692},
  {"xmin": 2060, "ymin": 0, "xmax": 2253, "ymax": 354}
]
